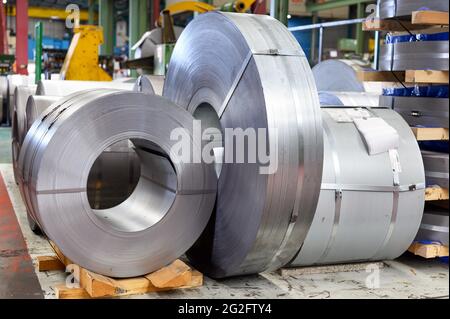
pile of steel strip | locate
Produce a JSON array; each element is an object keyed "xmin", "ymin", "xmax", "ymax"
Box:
[
  {"xmin": 378, "ymin": 0, "xmax": 449, "ymax": 19},
  {"xmin": 319, "ymin": 91, "xmax": 380, "ymax": 107},
  {"xmin": 379, "ymin": 33, "xmax": 449, "ymax": 71},
  {"xmin": 421, "ymin": 151, "xmax": 449, "ymax": 189},
  {"xmin": 18, "ymin": 89, "xmax": 216, "ymax": 278}
]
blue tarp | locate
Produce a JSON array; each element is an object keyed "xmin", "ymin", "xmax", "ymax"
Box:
[
  {"xmin": 385, "ymin": 32, "xmax": 449, "ymax": 44},
  {"xmin": 383, "ymin": 85, "xmax": 449, "ymax": 98}
]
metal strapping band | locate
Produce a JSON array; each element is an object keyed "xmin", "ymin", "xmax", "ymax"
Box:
[
  {"xmin": 218, "ymin": 49, "xmax": 305, "ymax": 119},
  {"xmin": 318, "ymin": 118, "xmax": 342, "ymax": 263},
  {"xmin": 37, "ymin": 187, "xmax": 87, "ymax": 195},
  {"xmin": 321, "ymin": 183, "xmax": 425, "ymax": 192}
]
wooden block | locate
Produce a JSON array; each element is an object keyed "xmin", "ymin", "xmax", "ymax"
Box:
[
  {"xmin": 363, "ymin": 19, "xmax": 418, "ymax": 31},
  {"xmin": 425, "ymin": 187, "xmax": 449, "ymax": 201},
  {"xmin": 36, "ymin": 255, "xmax": 66, "ymax": 272},
  {"xmin": 405, "ymin": 70, "xmax": 449, "ymax": 84},
  {"xmin": 279, "ymin": 262, "xmax": 385, "ymax": 276},
  {"xmin": 412, "ymin": 127, "xmax": 449, "ymax": 141},
  {"xmin": 412, "ymin": 11, "xmax": 449, "ymax": 26},
  {"xmin": 409, "ymin": 242, "xmax": 449, "ymax": 259},
  {"xmin": 146, "ymin": 260, "xmax": 192, "ymax": 288},
  {"xmin": 357, "ymin": 70, "xmax": 405, "ymax": 82},
  {"xmin": 54, "ymin": 284, "xmax": 91, "ymax": 299},
  {"xmin": 49, "ymin": 241, "xmax": 73, "ymax": 266}
]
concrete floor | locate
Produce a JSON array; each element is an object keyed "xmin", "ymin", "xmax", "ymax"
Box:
[{"xmin": 0, "ymin": 126, "xmax": 448, "ymax": 299}]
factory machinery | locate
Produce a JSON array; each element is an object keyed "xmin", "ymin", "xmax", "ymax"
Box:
[{"xmin": 10, "ymin": 12, "xmax": 429, "ymax": 279}]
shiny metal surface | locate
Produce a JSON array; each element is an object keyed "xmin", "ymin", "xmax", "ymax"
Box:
[
  {"xmin": 164, "ymin": 12, "xmax": 323, "ymax": 278},
  {"xmin": 380, "ymin": 96, "xmax": 449, "ymax": 128},
  {"xmin": 421, "ymin": 151, "xmax": 449, "ymax": 189},
  {"xmin": 7, "ymin": 75, "xmax": 34, "ymax": 121},
  {"xmin": 36, "ymin": 80, "xmax": 134, "ymax": 96},
  {"xmin": 18, "ymin": 90, "xmax": 216, "ymax": 277},
  {"xmin": 133, "ymin": 75, "xmax": 165, "ymax": 95},
  {"xmin": 0, "ymin": 76, "xmax": 7, "ymax": 121},
  {"xmin": 312, "ymin": 59, "xmax": 382, "ymax": 93},
  {"xmin": 290, "ymin": 108, "xmax": 425, "ymax": 266},
  {"xmin": 379, "ymin": 0, "xmax": 448, "ymax": 19},
  {"xmin": 25, "ymin": 96, "xmax": 60, "ymax": 132},
  {"xmin": 380, "ymin": 41, "xmax": 449, "ymax": 71},
  {"xmin": 415, "ymin": 209, "xmax": 449, "ymax": 246},
  {"xmin": 319, "ymin": 91, "xmax": 380, "ymax": 107}
]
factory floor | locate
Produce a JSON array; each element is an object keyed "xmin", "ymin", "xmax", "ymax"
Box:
[{"xmin": 0, "ymin": 127, "xmax": 448, "ymax": 299}]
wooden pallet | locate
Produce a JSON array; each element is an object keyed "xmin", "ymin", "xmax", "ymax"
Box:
[
  {"xmin": 408, "ymin": 242, "xmax": 449, "ymax": 259},
  {"xmin": 363, "ymin": 10, "xmax": 449, "ymax": 31},
  {"xmin": 357, "ymin": 70, "xmax": 449, "ymax": 84},
  {"xmin": 425, "ymin": 187, "xmax": 449, "ymax": 201},
  {"xmin": 412, "ymin": 127, "xmax": 449, "ymax": 141},
  {"xmin": 36, "ymin": 242, "xmax": 203, "ymax": 299}
]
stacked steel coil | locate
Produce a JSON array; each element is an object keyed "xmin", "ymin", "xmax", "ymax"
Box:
[
  {"xmin": 378, "ymin": 0, "xmax": 449, "ymax": 19},
  {"xmin": 18, "ymin": 90, "xmax": 216, "ymax": 277}
]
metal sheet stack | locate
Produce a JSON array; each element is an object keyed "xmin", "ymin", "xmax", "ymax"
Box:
[{"xmin": 377, "ymin": 0, "xmax": 449, "ymax": 249}]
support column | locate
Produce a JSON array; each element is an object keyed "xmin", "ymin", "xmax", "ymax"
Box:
[
  {"xmin": 310, "ymin": 13, "xmax": 318, "ymax": 63},
  {"xmin": 88, "ymin": 0, "xmax": 96, "ymax": 25},
  {"xmin": 253, "ymin": 0, "xmax": 267, "ymax": 15},
  {"xmin": 279, "ymin": 0, "xmax": 289, "ymax": 26},
  {"xmin": 152, "ymin": 0, "xmax": 161, "ymax": 28},
  {"xmin": 356, "ymin": 2, "xmax": 365, "ymax": 55},
  {"xmin": 0, "ymin": 1, "xmax": 8, "ymax": 55},
  {"xmin": 16, "ymin": 0, "xmax": 28, "ymax": 75},
  {"xmin": 270, "ymin": 0, "xmax": 280, "ymax": 20},
  {"xmin": 129, "ymin": 0, "xmax": 140, "ymax": 60},
  {"xmin": 99, "ymin": 0, "xmax": 114, "ymax": 56},
  {"xmin": 138, "ymin": 0, "xmax": 149, "ymax": 37}
]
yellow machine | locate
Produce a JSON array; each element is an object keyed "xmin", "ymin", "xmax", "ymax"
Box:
[
  {"xmin": 60, "ymin": 25, "xmax": 112, "ymax": 81},
  {"xmin": 158, "ymin": 0, "xmax": 256, "ymax": 25}
]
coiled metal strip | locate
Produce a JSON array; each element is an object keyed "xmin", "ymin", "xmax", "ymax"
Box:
[{"xmin": 379, "ymin": 0, "xmax": 449, "ymax": 19}]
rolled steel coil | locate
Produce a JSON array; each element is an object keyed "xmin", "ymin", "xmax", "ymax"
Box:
[
  {"xmin": 415, "ymin": 209, "xmax": 449, "ymax": 246},
  {"xmin": 164, "ymin": 12, "xmax": 324, "ymax": 278},
  {"xmin": 36, "ymin": 80, "xmax": 134, "ymax": 96},
  {"xmin": 133, "ymin": 75, "xmax": 165, "ymax": 95},
  {"xmin": 379, "ymin": 96, "xmax": 449, "ymax": 128},
  {"xmin": 7, "ymin": 75, "xmax": 34, "ymax": 121},
  {"xmin": 289, "ymin": 107, "xmax": 425, "ymax": 266},
  {"xmin": 312, "ymin": 59, "xmax": 381, "ymax": 93},
  {"xmin": 0, "ymin": 76, "xmax": 8, "ymax": 123},
  {"xmin": 379, "ymin": 0, "xmax": 449, "ymax": 19},
  {"xmin": 319, "ymin": 91, "xmax": 380, "ymax": 107},
  {"xmin": 18, "ymin": 90, "xmax": 216, "ymax": 277},
  {"xmin": 421, "ymin": 151, "xmax": 449, "ymax": 189},
  {"xmin": 25, "ymin": 96, "xmax": 60, "ymax": 132},
  {"xmin": 379, "ymin": 41, "xmax": 449, "ymax": 71}
]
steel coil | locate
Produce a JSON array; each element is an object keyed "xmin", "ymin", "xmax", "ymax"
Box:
[
  {"xmin": 380, "ymin": 96, "xmax": 449, "ymax": 128},
  {"xmin": 164, "ymin": 12, "xmax": 323, "ymax": 278},
  {"xmin": 312, "ymin": 59, "xmax": 381, "ymax": 93},
  {"xmin": 379, "ymin": 0, "xmax": 449, "ymax": 19},
  {"xmin": 319, "ymin": 91, "xmax": 380, "ymax": 107},
  {"xmin": 379, "ymin": 41, "xmax": 449, "ymax": 71},
  {"xmin": 422, "ymin": 151, "xmax": 449, "ymax": 189},
  {"xmin": 7, "ymin": 75, "xmax": 34, "ymax": 122},
  {"xmin": 18, "ymin": 90, "xmax": 216, "ymax": 277},
  {"xmin": 0, "ymin": 76, "xmax": 8, "ymax": 123},
  {"xmin": 289, "ymin": 107, "xmax": 425, "ymax": 266},
  {"xmin": 25, "ymin": 96, "xmax": 61, "ymax": 133},
  {"xmin": 133, "ymin": 75, "xmax": 165, "ymax": 95},
  {"xmin": 36, "ymin": 80, "xmax": 134, "ymax": 96}
]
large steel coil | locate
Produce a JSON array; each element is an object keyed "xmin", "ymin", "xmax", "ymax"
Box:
[
  {"xmin": 36, "ymin": 80, "xmax": 134, "ymax": 96},
  {"xmin": 312, "ymin": 59, "xmax": 381, "ymax": 94},
  {"xmin": 379, "ymin": 0, "xmax": 449, "ymax": 19},
  {"xmin": 415, "ymin": 209, "xmax": 449, "ymax": 246},
  {"xmin": 319, "ymin": 91, "xmax": 380, "ymax": 107},
  {"xmin": 18, "ymin": 90, "xmax": 216, "ymax": 277},
  {"xmin": 289, "ymin": 107, "xmax": 425, "ymax": 266},
  {"xmin": 7, "ymin": 75, "xmax": 34, "ymax": 122},
  {"xmin": 164, "ymin": 12, "xmax": 324, "ymax": 278},
  {"xmin": 379, "ymin": 96, "xmax": 449, "ymax": 128},
  {"xmin": 0, "ymin": 76, "xmax": 7, "ymax": 123},
  {"xmin": 25, "ymin": 96, "xmax": 61, "ymax": 132},
  {"xmin": 379, "ymin": 40, "xmax": 449, "ymax": 71}
]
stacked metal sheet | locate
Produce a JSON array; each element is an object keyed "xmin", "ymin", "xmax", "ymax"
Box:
[
  {"xmin": 379, "ymin": 0, "xmax": 449, "ymax": 19},
  {"xmin": 422, "ymin": 151, "xmax": 449, "ymax": 189},
  {"xmin": 415, "ymin": 207, "xmax": 449, "ymax": 246}
]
